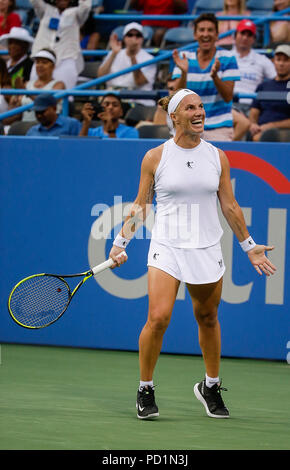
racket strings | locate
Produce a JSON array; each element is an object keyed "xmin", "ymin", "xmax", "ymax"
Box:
[{"xmin": 9, "ymin": 275, "xmax": 70, "ymax": 327}]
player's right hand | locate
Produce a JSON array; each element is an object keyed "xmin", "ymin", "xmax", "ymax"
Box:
[{"xmin": 109, "ymin": 246, "xmax": 128, "ymax": 268}]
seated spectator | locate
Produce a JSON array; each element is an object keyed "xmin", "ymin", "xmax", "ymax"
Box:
[
  {"xmin": 270, "ymin": 0, "xmax": 290, "ymax": 46},
  {"xmin": 232, "ymin": 19, "xmax": 276, "ymax": 114},
  {"xmin": 0, "ymin": 56, "xmax": 20, "ymax": 126},
  {"xmin": 0, "ymin": 26, "xmax": 33, "ymax": 87},
  {"xmin": 97, "ymin": 22, "xmax": 157, "ymax": 107},
  {"xmin": 129, "ymin": 0, "xmax": 188, "ymax": 47},
  {"xmin": 26, "ymin": 93, "xmax": 81, "ymax": 136},
  {"xmin": 80, "ymin": 10, "xmax": 100, "ymax": 54},
  {"xmin": 0, "ymin": 0, "xmax": 21, "ymax": 37},
  {"xmin": 12, "ymin": 49, "xmax": 65, "ymax": 122},
  {"xmin": 249, "ymin": 44, "xmax": 290, "ymax": 142},
  {"xmin": 29, "ymin": 0, "xmax": 92, "ymax": 89},
  {"xmin": 217, "ymin": 0, "xmax": 250, "ymax": 46},
  {"xmin": 79, "ymin": 93, "xmax": 139, "ymax": 138}
]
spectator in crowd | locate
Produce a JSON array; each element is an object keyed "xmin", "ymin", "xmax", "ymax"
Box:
[
  {"xmin": 97, "ymin": 23, "xmax": 157, "ymax": 107},
  {"xmin": 129, "ymin": 0, "xmax": 188, "ymax": 47},
  {"xmin": 232, "ymin": 19, "xmax": 276, "ymax": 114},
  {"xmin": 270, "ymin": 0, "xmax": 290, "ymax": 46},
  {"xmin": 79, "ymin": 93, "xmax": 139, "ymax": 138},
  {"xmin": 80, "ymin": 10, "xmax": 100, "ymax": 53},
  {"xmin": 26, "ymin": 93, "xmax": 81, "ymax": 136},
  {"xmin": 0, "ymin": 0, "xmax": 21, "ymax": 37},
  {"xmin": 29, "ymin": 0, "xmax": 92, "ymax": 89},
  {"xmin": 11, "ymin": 49, "xmax": 65, "ymax": 122},
  {"xmin": 217, "ymin": 0, "xmax": 250, "ymax": 46},
  {"xmin": 249, "ymin": 44, "xmax": 290, "ymax": 141},
  {"xmin": 0, "ymin": 26, "xmax": 33, "ymax": 87},
  {"xmin": 0, "ymin": 56, "xmax": 20, "ymax": 126},
  {"xmin": 172, "ymin": 13, "xmax": 240, "ymax": 141}
]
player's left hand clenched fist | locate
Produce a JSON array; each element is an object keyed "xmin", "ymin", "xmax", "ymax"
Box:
[{"xmin": 247, "ymin": 245, "xmax": 277, "ymax": 276}]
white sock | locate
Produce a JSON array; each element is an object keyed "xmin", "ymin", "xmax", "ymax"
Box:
[
  {"xmin": 139, "ymin": 380, "xmax": 153, "ymax": 390},
  {"xmin": 205, "ymin": 374, "xmax": 219, "ymax": 388}
]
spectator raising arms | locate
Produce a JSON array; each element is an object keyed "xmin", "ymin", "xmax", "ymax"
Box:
[
  {"xmin": 0, "ymin": 27, "xmax": 33, "ymax": 87},
  {"xmin": 98, "ymin": 23, "xmax": 157, "ymax": 107},
  {"xmin": 0, "ymin": 0, "xmax": 21, "ymax": 36},
  {"xmin": 30, "ymin": 0, "xmax": 92, "ymax": 89},
  {"xmin": 249, "ymin": 44, "xmax": 290, "ymax": 141},
  {"xmin": 129, "ymin": 0, "xmax": 188, "ymax": 47},
  {"xmin": 172, "ymin": 13, "xmax": 240, "ymax": 141},
  {"xmin": 216, "ymin": 0, "xmax": 249, "ymax": 46},
  {"xmin": 79, "ymin": 94, "xmax": 139, "ymax": 139}
]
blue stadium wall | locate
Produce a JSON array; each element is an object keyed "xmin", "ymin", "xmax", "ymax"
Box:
[{"xmin": 0, "ymin": 136, "xmax": 289, "ymax": 361}]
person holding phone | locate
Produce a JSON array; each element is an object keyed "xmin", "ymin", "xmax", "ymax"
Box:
[
  {"xmin": 79, "ymin": 93, "xmax": 139, "ymax": 138},
  {"xmin": 29, "ymin": 0, "xmax": 91, "ymax": 89}
]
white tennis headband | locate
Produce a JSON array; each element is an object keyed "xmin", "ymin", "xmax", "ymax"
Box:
[
  {"xmin": 167, "ymin": 89, "xmax": 197, "ymax": 116},
  {"xmin": 33, "ymin": 50, "xmax": 56, "ymax": 64}
]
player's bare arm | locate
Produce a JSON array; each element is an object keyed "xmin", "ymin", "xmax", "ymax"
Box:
[{"xmin": 217, "ymin": 149, "xmax": 276, "ymax": 276}]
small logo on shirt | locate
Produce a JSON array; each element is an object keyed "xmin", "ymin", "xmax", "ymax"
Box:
[
  {"xmin": 218, "ymin": 259, "xmax": 223, "ymax": 268},
  {"xmin": 186, "ymin": 161, "xmax": 194, "ymax": 169},
  {"xmin": 153, "ymin": 253, "xmax": 159, "ymax": 260}
]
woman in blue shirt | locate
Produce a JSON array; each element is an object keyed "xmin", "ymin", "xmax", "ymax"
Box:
[{"xmin": 79, "ymin": 94, "xmax": 139, "ymax": 139}]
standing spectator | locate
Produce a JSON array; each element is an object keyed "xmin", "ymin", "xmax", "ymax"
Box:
[
  {"xmin": 172, "ymin": 13, "xmax": 240, "ymax": 141},
  {"xmin": 98, "ymin": 23, "xmax": 157, "ymax": 107},
  {"xmin": 232, "ymin": 19, "xmax": 276, "ymax": 114},
  {"xmin": 26, "ymin": 93, "xmax": 81, "ymax": 136},
  {"xmin": 30, "ymin": 0, "xmax": 92, "ymax": 89},
  {"xmin": 0, "ymin": 26, "xmax": 33, "ymax": 87},
  {"xmin": 216, "ymin": 0, "xmax": 250, "ymax": 46},
  {"xmin": 0, "ymin": 0, "xmax": 21, "ymax": 36},
  {"xmin": 129, "ymin": 0, "xmax": 188, "ymax": 47},
  {"xmin": 249, "ymin": 44, "xmax": 290, "ymax": 141},
  {"xmin": 79, "ymin": 93, "xmax": 139, "ymax": 138},
  {"xmin": 270, "ymin": 0, "xmax": 290, "ymax": 46}
]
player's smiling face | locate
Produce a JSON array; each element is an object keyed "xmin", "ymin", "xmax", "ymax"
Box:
[{"xmin": 172, "ymin": 94, "xmax": 205, "ymax": 135}]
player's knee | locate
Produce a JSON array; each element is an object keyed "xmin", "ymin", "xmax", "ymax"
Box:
[
  {"xmin": 148, "ymin": 307, "xmax": 171, "ymax": 333},
  {"xmin": 195, "ymin": 307, "xmax": 218, "ymax": 328}
]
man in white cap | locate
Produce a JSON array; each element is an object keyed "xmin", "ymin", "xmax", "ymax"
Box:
[
  {"xmin": 0, "ymin": 26, "xmax": 34, "ymax": 87},
  {"xmin": 97, "ymin": 22, "xmax": 157, "ymax": 107},
  {"xmin": 249, "ymin": 44, "xmax": 290, "ymax": 141}
]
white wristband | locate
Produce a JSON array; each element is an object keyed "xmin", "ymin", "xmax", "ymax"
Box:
[
  {"xmin": 113, "ymin": 233, "xmax": 131, "ymax": 249},
  {"xmin": 239, "ymin": 236, "xmax": 256, "ymax": 252}
]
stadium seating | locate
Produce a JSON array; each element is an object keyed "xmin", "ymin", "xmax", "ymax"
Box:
[
  {"xmin": 137, "ymin": 124, "xmax": 171, "ymax": 139},
  {"xmin": 160, "ymin": 27, "xmax": 194, "ymax": 49},
  {"xmin": 125, "ymin": 104, "xmax": 156, "ymax": 127},
  {"xmin": 109, "ymin": 25, "xmax": 153, "ymax": 47},
  {"xmin": 8, "ymin": 121, "xmax": 37, "ymax": 135},
  {"xmin": 193, "ymin": 0, "xmax": 224, "ymax": 15}
]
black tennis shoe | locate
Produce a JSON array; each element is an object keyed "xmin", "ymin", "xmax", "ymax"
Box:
[
  {"xmin": 136, "ymin": 385, "xmax": 159, "ymax": 419},
  {"xmin": 194, "ymin": 379, "xmax": 230, "ymax": 418}
]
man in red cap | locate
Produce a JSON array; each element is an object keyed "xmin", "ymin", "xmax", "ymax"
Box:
[{"xmin": 232, "ymin": 19, "xmax": 276, "ymax": 114}]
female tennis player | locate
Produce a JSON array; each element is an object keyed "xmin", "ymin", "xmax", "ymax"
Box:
[{"xmin": 109, "ymin": 89, "xmax": 276, "ymax": 420}]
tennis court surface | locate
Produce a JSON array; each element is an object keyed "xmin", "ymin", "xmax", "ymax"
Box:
[{"xmin": 0, "ymin": 344, "xmax": 289, "ymax": 450}]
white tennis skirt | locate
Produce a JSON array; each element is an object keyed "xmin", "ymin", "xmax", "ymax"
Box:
[{"xmin": 147, "ymin": 240, "xmax": 225, "ymax": 285}]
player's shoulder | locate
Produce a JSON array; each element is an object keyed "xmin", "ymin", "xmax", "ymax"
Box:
[{"xmin": 142, "ymin": 143, "xmax": 165, "ymax": 172}]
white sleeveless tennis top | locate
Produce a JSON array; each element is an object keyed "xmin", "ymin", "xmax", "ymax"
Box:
[{"xmin": 151, "ymin": 138, "xmax": 223, "ymax": 248}]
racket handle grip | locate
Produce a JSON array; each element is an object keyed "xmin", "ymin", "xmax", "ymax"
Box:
[{"xmin": 91, "ymin": 251, "xmax": 127, "ymax": 275}]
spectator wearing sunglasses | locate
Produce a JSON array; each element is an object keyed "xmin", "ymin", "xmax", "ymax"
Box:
[{"xmin": 97, "ymin": 22, "xmax": 157, "ymax": 107}]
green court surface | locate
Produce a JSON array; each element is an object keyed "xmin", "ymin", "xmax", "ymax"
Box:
[{"xmin": 0, "ymin": 344, "xmax": 289, "ymax": 450}]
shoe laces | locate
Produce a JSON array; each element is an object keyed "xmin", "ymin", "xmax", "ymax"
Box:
[
  {"xmin": 139, "ymin": 385, "xmax": 156, "ymax": 407},
  {"xmin": 207, "ymin": 381, "xmax": 228, "ymax": 406}
]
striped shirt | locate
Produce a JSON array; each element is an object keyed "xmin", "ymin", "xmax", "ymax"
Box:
[{"xmin": 172, "ymin": 48, "xmax": 240, "ymax": 130}]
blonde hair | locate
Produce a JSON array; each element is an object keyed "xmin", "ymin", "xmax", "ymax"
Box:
[{"xmin": 223, "ymin": 0, "xmax": 247, "ymax": 13}]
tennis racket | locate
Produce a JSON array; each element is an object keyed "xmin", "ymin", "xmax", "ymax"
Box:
[{"xmin": 7, "ymin": 252, "xmax": 126, "ymax": 329}]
